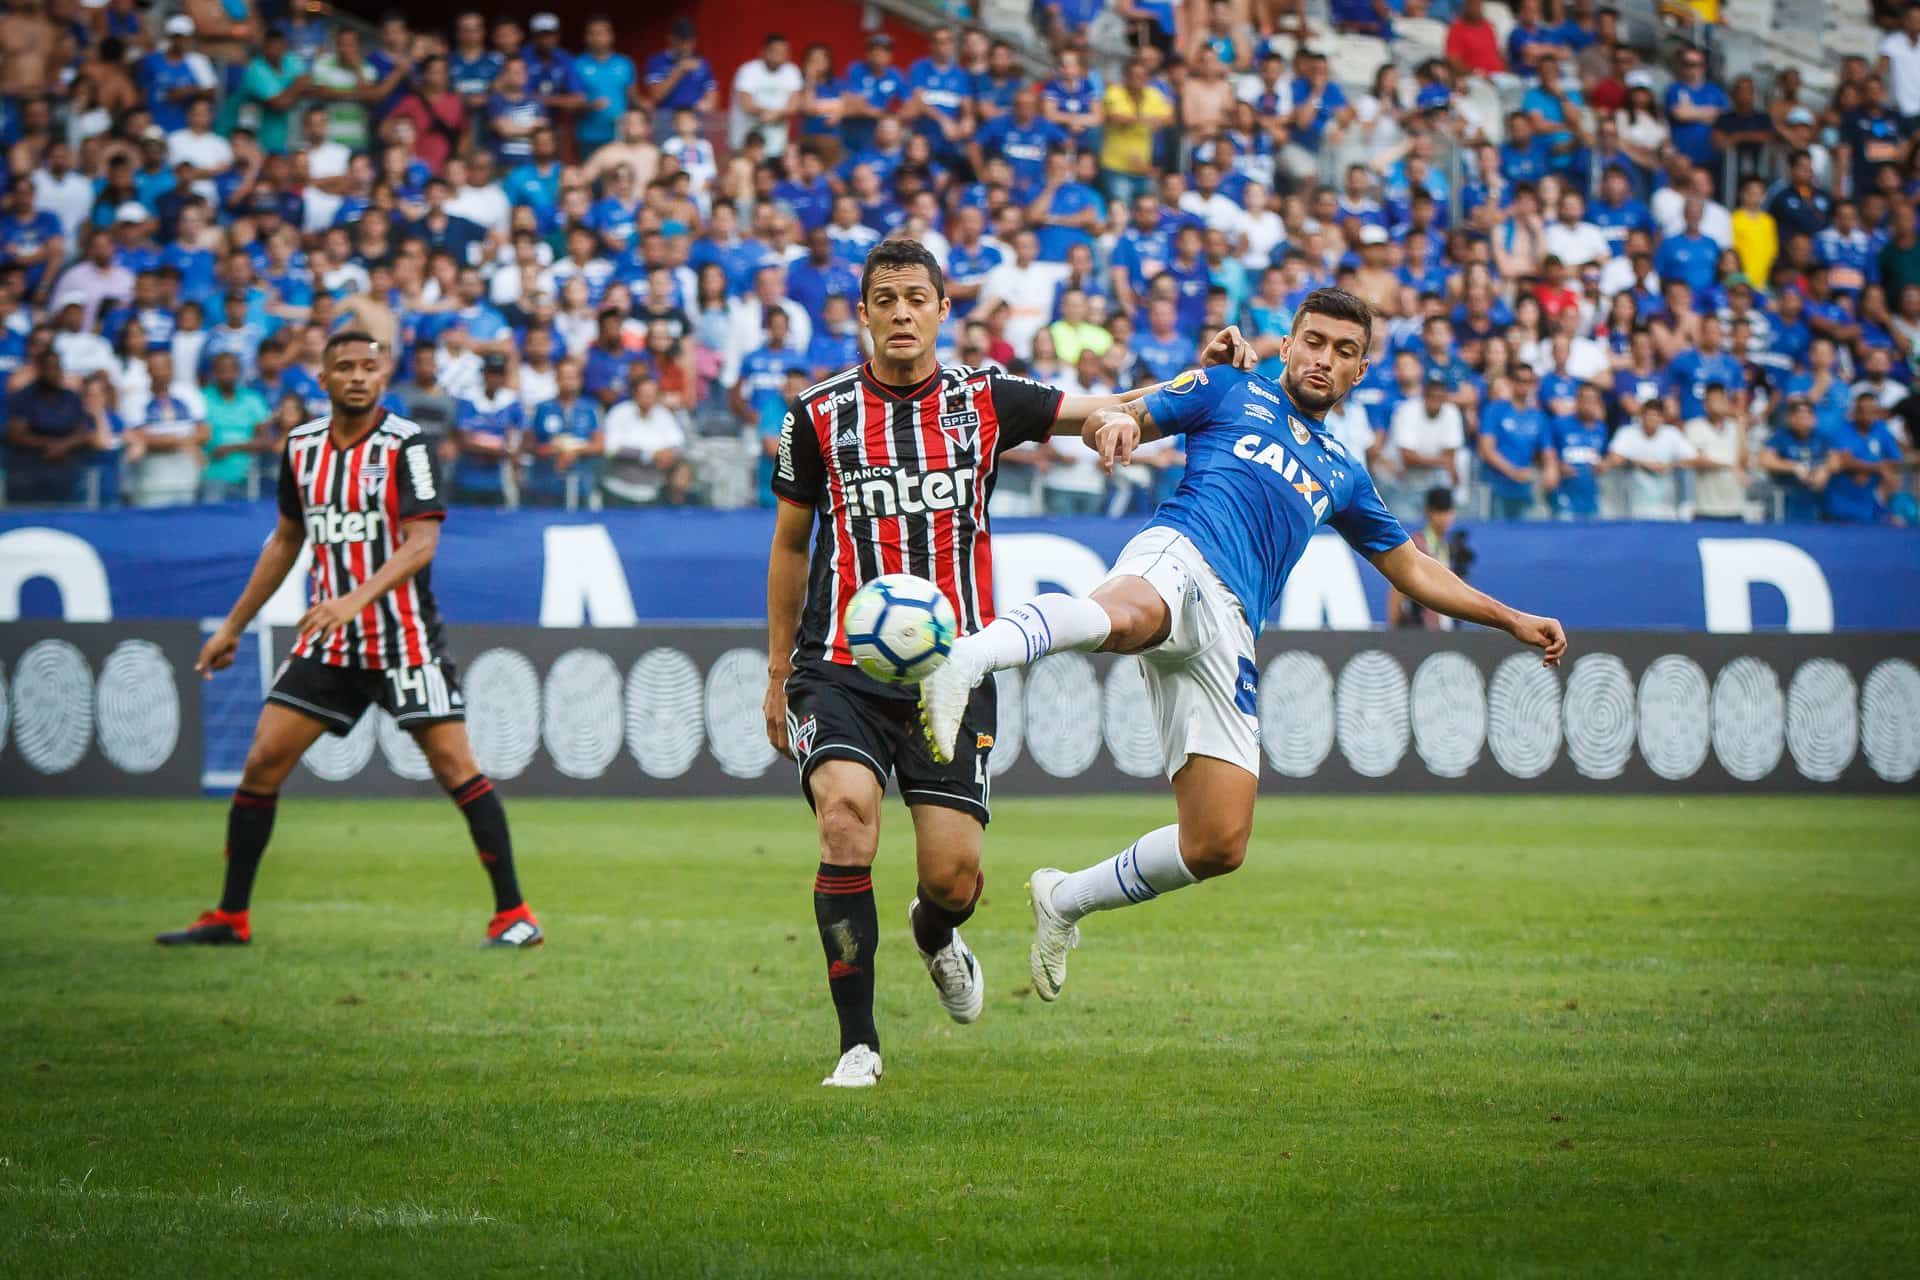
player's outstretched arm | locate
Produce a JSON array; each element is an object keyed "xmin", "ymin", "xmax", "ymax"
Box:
[
  {"xmin": 1081, "ymin": 399, "xmax": 1168, "ymax": 474},
  {"xmin": 296, "ymin": 517, "xmax": 443, "ymax": 648},
  {"xmin": 1049, "ymin": 325, "xmax": 1258, "ymax": 434},
  {"xmin": 764, "ymin": 498, "xmax": 813, "ymax": 759},
  {"xmin": 1368, "ymin": 540, "xmax": 1568, "ymax": 667},
  {"xmin": 196, "ymin": 513, "xmax": 306, "ymax": 677}
]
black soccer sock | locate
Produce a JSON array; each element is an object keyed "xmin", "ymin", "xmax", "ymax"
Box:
[
  {"xmin": 451, "ymin": 775, "xmax": 524, "ymax": 913},
  {"xmin": 814, "ymin": 862, "xmax": 880, "ymax": 1054},
  {"xmin": 217, "ymin": 789, "xmax": 278, "ymax": 914},
  {"xmin": 912, "ymin": 871, "xmax": 983, "ymax": 956}
]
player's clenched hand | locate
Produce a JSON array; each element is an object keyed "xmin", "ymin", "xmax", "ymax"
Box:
[
  {"xmin": 764, "ymin": 676, "xmax": 792, "ymax": 759},
  {"xmin": 1088, "ymin": 409, "xmax": 1139, "ymax": 474},
  {"xmin": 297, "ymin": 597, "xmax": 359, "ymax": 646},
  {"xmin": 1199, "ymin": 324, "xmax": 1257, "ymax": 371},
  {"xmin": 1510, "ymin": 613, "xmax": 1568, "ymax": 667},
  {"xmin": 195, "ymin": 626, "xmax": 240, "ymax": 679}
]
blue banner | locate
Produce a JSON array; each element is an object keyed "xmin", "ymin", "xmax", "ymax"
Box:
[{"xmin": 2, "ymin": 503, "xmax": 1915, "ymax": 632}]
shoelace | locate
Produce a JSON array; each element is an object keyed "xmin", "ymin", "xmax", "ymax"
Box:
[
  {"xmin": 928, "ymin": 943, "xmax": 974, "ymax": 996},
  {"xmin": 836, "ymin": 1046, "xmax": 879, "ymax": 1078}
]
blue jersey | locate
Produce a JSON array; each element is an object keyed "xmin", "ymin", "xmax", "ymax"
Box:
[
  {"xmin": 1033, "ymin": 183, "xmax": 1103, "ymax": 262},
  {"xmin": 450, "ymin": 50, "xmax": 505, "ymax": 98},
  {"xmin": 1140, "ymin": 367, "xmax": 1408, "ymax": 632},
  {"xmin": 1550, "ymin": 415, "xmax": 1608, "ymax": 516},
  {"xmin": 1764, "ymin": 427, "xmax": 1829, "ymax": 522},
  {"xmin": 977, "ymin": 116, "xmax": 1061, "ymax": 197},
  {"xmin": 1822, "ymin": 422, "xmax": 1902, "ymax": 523},
  {"xmin": 1481, "ymin": 402, "xmax": 1549, "ymax": 500},
  {"xmin": 1134, "ymin": 331, "xmax": 1191, "ymax": 383},
  {"xmin": 945, "ymin": 241, "xmax": 1004, "ymax": 320}
]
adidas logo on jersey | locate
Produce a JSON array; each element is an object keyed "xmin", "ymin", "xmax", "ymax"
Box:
[{"xmin": 834, "ymin": 427, "xmax": 862, "ymax": 449}]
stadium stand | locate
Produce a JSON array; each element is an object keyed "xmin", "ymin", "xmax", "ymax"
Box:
[{"xmin": 0, "ymin": 0, "xmax": 1914, "ymax": 524}]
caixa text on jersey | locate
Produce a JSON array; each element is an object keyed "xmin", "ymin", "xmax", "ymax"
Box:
[{"xmin": 838, "ymin": 464, "xmax": 977, "ymax": 518}]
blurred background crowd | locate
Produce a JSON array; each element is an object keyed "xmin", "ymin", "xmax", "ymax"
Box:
[{"xmin": 2, "ymin": 0, "xmax": 1917, "ymax": 523}]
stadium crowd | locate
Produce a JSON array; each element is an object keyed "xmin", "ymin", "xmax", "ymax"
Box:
[{"xmin": 1, "ymin": 0, "xmax": 1918, "ymax": 523}]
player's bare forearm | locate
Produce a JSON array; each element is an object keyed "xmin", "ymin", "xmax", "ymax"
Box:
[
  {"xmin": 1051, "ymin": 326, "xmax": 1254, "ymax": 434},
  {"xmin": 1370, "ymin": 540, "xmax": 1567, "ymax": 665},
  {"xmin": 219, "ymin": 514, "xmax": 306, "ymax": 635}
]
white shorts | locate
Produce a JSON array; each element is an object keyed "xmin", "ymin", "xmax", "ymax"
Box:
[{"xmin": 1101, "ymin": 526, "xmax": 1261, "ymax": 779}]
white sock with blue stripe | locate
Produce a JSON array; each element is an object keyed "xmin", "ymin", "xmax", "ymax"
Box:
[
  {"xmin": 1051, "ymin": 825, "xmax": 1197, "ymax": 921},
  {"xmin": 958, "ymin": 594, "xmax": 1112, "ymax": 675}
]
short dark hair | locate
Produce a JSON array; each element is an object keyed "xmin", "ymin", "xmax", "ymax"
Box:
[
  {"xmin": 859, "ymin": 237, "xmax": 946, "ymax": 302},
  {"xmin": 1295, "ymin": 287, "xmax": 1374, "ymax": 334},
  {"xmin": 323, "ymin": 329, "xmax": 382, "ymax": 358}
]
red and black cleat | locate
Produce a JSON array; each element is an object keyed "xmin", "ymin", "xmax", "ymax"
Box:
[
  {"xmin": 156, "ymin": 909, "xmax": 252, "ymax": 946},
  {"xmin": 484, "ymin": 904, "xmax": 544, "ymax": 948}
]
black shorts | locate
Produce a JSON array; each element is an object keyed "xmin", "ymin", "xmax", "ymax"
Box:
[
  {"xmin": 785, "ymin": 665, "xmax": 996, "ymax": 824},
  {"xmin": 267, "ymin": 654, "xmax": 466, "ymax": 737}
]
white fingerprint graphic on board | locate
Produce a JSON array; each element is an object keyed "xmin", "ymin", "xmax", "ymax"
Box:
[
  {"xmin": 1335, "ymin": 650, "xmax": 1409, "ymax": 778},
  {"xmin": 1711, "ymin": 657, "xmax": 1784, "ymax": 782},
  {"xmin": 705, "ymin": 647, "xmax": 777, "ymax": 779},
  {"xmin": 625, "ymin": 648, "xmax": 704, "ymax": 779},
  {"xmin": 464, "ymin": 648, "xmax": 541, "ymax": 779},
  {"xmin": 543, "ymin": 649, "xmax": 623, "ymax": 780},
  {"xmin": 989, "ymin": 668, "xmax": 1023, "ymax": 777},
  {"xmin": 1785, "ymin": 658, "xmax": 1856, "ymax": 783},
  {"xmin": 1488, "ymin": 654, "xmax": 1562, "ymax": 779},
  {"xmin": 377, "ymin": 710, "xmax": 434, "ymax": 781},
  {"xmin": 1025, "ymin": 653, "xmax": 1102, "ymax": 778},
  {"xmin": 1637, "ymin": 654, "xmax": 1711, "ymax": 780},
  {"xmin": 1103, "ymin": 657, "xmax": 1162, "ymax": 778},
  {"xmin": 302, "ymin": 708, "xmax": 376, "ymax": 781},
  {"xmin": 12, "ymin": 639, "xmax": 92, "ymax": 773},
  {"xmin": 1563, "ymin": 653, "xmax": 1635, "ymax": 780},
  {"xmin": 1861, "ymin": 658, "xmax": 1920, "ymax": 783},
  {"xmin": 96, "ymin": 639, "xmax": 180, "ymax": 774},
  {"xmin": 1260, "ymin": 652, "xmax": 1334, "ymax": 778},
  {"xmin": 1410, "ymin": 651, "xmax": 1485, "ymax": 778}
]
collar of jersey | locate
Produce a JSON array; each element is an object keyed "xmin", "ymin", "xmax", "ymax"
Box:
[{"xmin": 861, "ymin": 362, "xmax": 941, "ymax": 401}]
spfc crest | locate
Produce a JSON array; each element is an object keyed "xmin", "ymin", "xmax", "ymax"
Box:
[
  {"xmin": 939, "ymin": 385, "xmax": 980, "ymax": 449},
  {"xmin": 1289, "ymin": 415, "xmax": 1312, "ymax": 445},
  {"xmin": 359, "ymin": 463, "xmax": 389, "ymax": 497}
]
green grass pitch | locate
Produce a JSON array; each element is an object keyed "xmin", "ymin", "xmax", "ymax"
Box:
[{"xmin": 2, "ymin": 794, "xmax": 1917, "ymax": 1277}]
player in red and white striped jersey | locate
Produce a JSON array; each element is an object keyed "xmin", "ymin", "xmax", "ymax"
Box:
[
  {"xmin": 763, "ymin": 238, "xmax": 1251, "ymax": 1087},
  {"xmin": 156, "ymin": 331, "xmax": 542, "ymax": 950}
]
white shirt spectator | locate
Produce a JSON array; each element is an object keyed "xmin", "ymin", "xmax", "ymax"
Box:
[
  {"xmin": 1523, "ymin": 336, "xmax": 1609, "ymax": 382},
  {"xmin": 978, "ymin": 258, "xmax": 1066, "ymax": 358},
  {"xmin": 1544, "ymin": 218, "xmax": 1609, "ymax": 266},
  {"xmin": 31, "ymin": 166, "xmax": 93, "ymax": 243},
  {"xmin": 167, "ymin": 126, "xmax": 233, "ymax": 199},
  {"xmin": 728, "ymin": 56, "xmax": 804, "ymax": 157},
  {"xmin": 1684, "ymin": 414, "xmax": 1748, "ymax": 518},
  {"xmin": 1324, "ymin": 398, "xmax": 1376, "ymax": 466},
  {"xmin": 517, "ymin": 363, "xmax": 558, "ymax": 412},
  {"xmin": 1598, "ymin": 255, "xmax": 1658, "ymax": 300},
  {"xmin": 1652, "ymin": 192, "xmax": 1732, "ymax": 249},
  {"xmin": 1240, "ymin": 207, "xmax": 1286, "ymax": 268},
  {"xmin": 449, "ymin": 181, "xmax": 512, "ymax": 237},
  {"xmin": 722, "ymin": 295, "xmax": 812, "ymax": 385},
  {"xmin": 1850, "ymin": 377, "xmax": 1905, "ymax": 412},
  {"xmin": 1389, "ymin": 397, "xmax": 1466, "ymax": 490},
  {"xmin": 661, "ymin": 134, "xmax": 718, "ymax": 197},
  {"xmin": 1879, "ymin": 28, "xmax": 1920, "ymax": 117},
  {"xmin": 1608, "ymin": 421, "xmax": 1697, "ymax": 519},
  {"xmin": 1179, "ymin": 191, "xmax": 1248, "ymax": 241},
  {"xmin": 54, "ymin": 329, "xmax": 115, "ymax": 381},
  {"xmin": 437, "ymin": 349, "xmax": 485, "ymax": 404},
  {"xmin": 604, "ymin": 397, "xmax": 688, "ymax": 461},
  {"xmin": 1045, "ymin": 432, "xmax": 1109, "ymax": 497},
  {"xmin": 300, "ymin": 140, "xmax": 351, "ymax": 232}
]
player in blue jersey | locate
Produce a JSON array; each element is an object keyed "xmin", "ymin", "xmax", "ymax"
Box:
[{"xmin": 919, "ymin": 289, "xmax": 1567, "ymax": 1001}]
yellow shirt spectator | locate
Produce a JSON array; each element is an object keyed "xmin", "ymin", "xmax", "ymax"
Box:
[
  {"xmin": 1731, "ymin": 208, "xmax": 1778, "ymax": 288},
  {"xmin": 1100, "ymin": 79, "xmax": 1173, "ymax": 177},
  {"xmin": 1049, "ymin": 319, "xmax": 1114, "ymax": 366}
]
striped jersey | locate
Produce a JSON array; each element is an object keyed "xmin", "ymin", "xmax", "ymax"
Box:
[
  {"xmin": 277, "ymin": 410, "xmax": 448, "ymax": 669},
  {"xmin": 773, "ymin": 361, "xmax": 1062, "ymax": 691}
]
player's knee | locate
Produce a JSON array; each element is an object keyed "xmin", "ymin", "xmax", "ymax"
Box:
[
  {"xmin": 426, "ymin": 748, "xmax": 477, "ymax": 791},
  {"xmin": 815, "ymin": 796, "xmax": 878, "ymax": 865},
  {"xmin": 917, "ymin": 855, "xmax": 980, "ymax": 908},
  {"xmin": 1096, "ymin": 591, "xmax": 1171, "ymax": 653},
  {"xmin": 1182, "ymin": 824, "xmax": 1250, "ymax": 879},
  {"xmin": 240, "ymin": 739, "xmax": 299, "ymax": 789}
]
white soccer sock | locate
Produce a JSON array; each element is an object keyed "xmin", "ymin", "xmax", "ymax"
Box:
[
  {"xmin": 958, "ymin": 594, "xmax": 1112, "ymax": 674},
  {"xmin": 1050, "ymin": 824, "xmax": 1198, "ymax": 921}
]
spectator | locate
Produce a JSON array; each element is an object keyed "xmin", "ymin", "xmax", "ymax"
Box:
[
  {"xmin": 1385, "ymin": 487, "xmax": 1467, "ymax": 629},
  {"xmin": 1663, "ymin": 46, "xmax": 1726, "ymax": 174},
  {"xmin": 978, "ymin": 229, "xmax": 1060, "ymax": 358},
  {"xmin": 523, "ymin": 358, "xmax": 603, "ymax": 507},
  {"xmin": 643, "ymin": 18, "xmax": 718, "ymax": 141},
  {"xmin": 1389, "ymin": 369, "xmax": 1467, "ymax": 519},
  {"xmin": 5, "ymin": 345, "xmax": 92, "ymax": 504},
  {"xmin": 124, "ymin": 350, "xmax": 208, "ymax": 507},
  {"xmin": 603, "ymin": 368, "xmax": 694, "ymax": 505},
  {"xmin": 1548, "ymin": 382, "xmax": 1613, "ymax": 519},
  {"xmin": 1757, "ymin": 395, "xmax": 1831, "ymax": 521},
  {"xmin": 1880, "ymin": 3, "xmax": 1920, "ymax": 133},
  {"xmin": 452, "ymin": 352, "xmax": 523, "ymax": 505},
  {"xmin": 1824, "ymin": 391, "xmax": 1905, "ymax": 522},
  {"xmin": 1479, "ymin": 367, "xmax": 1551, "ymax": 519},
  {"xmin": 237, "ymin": 23, "xmax": 309, "ymax": 157},
  {"xmin": 1447, "ymin": 0, "xmax": 1507, "ymax": 79},
  {"xmin": 199, "ymin": 350, "xmax": 272, "ymax": 501},
  {"xmin": 1684, "ymin": 382, "xmax": 1752, "ymax": 520},
  {"xmin": 731, "ymin": 306, "xmax": 808, "ymax": 424},
  {"xmin": 730, "ymin": 32, "xmax": 803, "ymax": 161},
  {"xmin": 1608, "ymin": 399, "xmax": 1696, "ymax": 518}
]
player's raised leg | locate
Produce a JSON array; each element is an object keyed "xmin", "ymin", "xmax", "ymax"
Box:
[
  {"xmin": 808, "ymin": 760, "xmax": 886, "ymax": 1087},
  {"xmin": 906, "ymin": 804, "xmax": 985, "ymax": 1024},
  {"xmin": 412, "ymin": 719, "xmax": 541, "ymax": 948},
  {"xmin": 157, "ymin": 702, "xmax": 327, "ymax": 945},
  {"xmin": 1030, "ymin": 756, "xmax": 1254, "ymax": 1000}
]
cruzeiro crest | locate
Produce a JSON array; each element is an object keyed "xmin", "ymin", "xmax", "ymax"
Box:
[{"xmin": 1289, "ymin": 415, "xmax": 1312, "ymax": 445}]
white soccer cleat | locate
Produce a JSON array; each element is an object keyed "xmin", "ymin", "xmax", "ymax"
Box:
[
  {"xmin": 821, "ymin": 1044, "xmax": 883, "ymax": 1088},
  {"xmin": 1027, "ymin": 868, "xmax": 1080, "ymax": 1002},
  {"xmin": 918, "ymin": 646, "xmax": 982, "ymax": 764},
  {"xmin": 909, "ymin": 898, "xmax": 984, "ymax": 1024}
]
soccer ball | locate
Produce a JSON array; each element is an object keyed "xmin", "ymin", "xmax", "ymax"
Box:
[{"xmin": 843, "ymin": 574, "xmax": 958, "ymax": 685}]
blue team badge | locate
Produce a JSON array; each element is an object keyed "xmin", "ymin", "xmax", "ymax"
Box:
[
  {"xmin": 1166, "ymin": 369, "xmax": 1208, "ymax": 395},
  {"xmin": 1289, "ymin": 415, "xmax": 1312, "ymax": 445}
]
